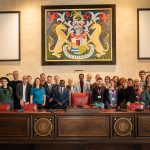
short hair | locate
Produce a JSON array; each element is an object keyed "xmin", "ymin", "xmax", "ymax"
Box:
[
  {"xmin": 60, "ymin": 79, "xmax": 65, "ymax": 83},
  {"xmin": 128, "ymin": 78, "xmax": 133, "ymax": 81},
  {"xmin": 47, "ymin": 75, "xmax": 52, "ymax": 78},
  {"xmin": 105, "ymin": 76, "xmax": 111, "ymax": 80},
  {"xmin": 27, "ymin": 75, "xmax": 31, "ymax": 78},
  {"xmin": 96, "ymin": 77, "xmax": 103, "ymax": 81},
  {"xmin": 13, "ymin": 70, "xmax": 19, "ymax": 74},
  {"xmin": 139, "ymin": 70, "xmax": 146, "ymax": 75},
  {"xmin": 54, "ymin": 75, "xmax": 59, "ymax": 78},
  {"xmin": 40, "ymin": 73, "xmax": 46, "ymax": 76},
  {"xmin": 79, "ymin": 73, "xmax": 84, "ymax": 77}
]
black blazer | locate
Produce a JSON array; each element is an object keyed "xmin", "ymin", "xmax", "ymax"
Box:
[
  {"xmin": 92, "ymin": 86, "xmax": 109, "ymax": 104},
  {"xmin": 117, "ymin": 86, "xmax": 134, "ymax": 106},
  {"xmin": 43, "ymin": 83, "xmax": 54, "ymax": 101},
  {"xmin": 16, "ymin": 83, "xmax": 32, "ymax": 102}
]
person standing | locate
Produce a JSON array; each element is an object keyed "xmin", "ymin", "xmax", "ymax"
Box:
[
  {"xmin": 43, "ymin": 76, "xmax": 54, "ymax": 109},
  {"xmin": 139, "ymin": 70, "xmax": 146, "ymax": 88},
  {"xmin": 30, "ymin": 77, "xmax": 46, "ymax": 109},
  {"xmin": 9, "ymin": 71, "xmax": 21, "ymax": 109},
  {"xmin": 52, "ymin": 80, "xmax": 69, "ymax": 109},
  {"xmin": 16, "ymin": 75, "xmax": 32, "ymax": 108},
  {"xmin": 0, "ymin": 77, "xmax": 14, "ymax": 109},
  {"xmin": 74, "ymin": 74, "xmax": 90, "ymax": 93},
  {"xmin": 106, "ymin": 79, "xmax": 118, "ymax": 109},
  {"xmin": 40, "ymin": 73, "xmax": 47, "ymax": 86},
  {"xmin": 66, "ymin": 78, "xmax": 74, "ymax": 92}
]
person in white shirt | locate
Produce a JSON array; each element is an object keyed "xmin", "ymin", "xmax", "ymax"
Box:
[{"xmin": 16, "ymin": 75, "xmax": 32, "ymax": 108}]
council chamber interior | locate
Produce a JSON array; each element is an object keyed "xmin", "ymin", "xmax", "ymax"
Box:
[{"xmin": 0, "ymin": 0, "xmax": 150, "ymax": 150}]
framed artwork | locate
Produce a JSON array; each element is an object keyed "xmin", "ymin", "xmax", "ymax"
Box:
[
  {"xmin": 137, "ymin": 9, "xmax": 150, "ymax": 59},
  {"xmin": 0, "ymin": 11, "xmax": 20, "ymax": 61},
  {"xmin": 41, "ymin": 5, "xmax": 116, "ymax": 65}
]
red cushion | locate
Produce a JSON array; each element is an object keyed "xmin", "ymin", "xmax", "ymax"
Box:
[
  {"xmin": 0, "ymin": 104, "xmax": 11, "ymax": 111},
  {"xmin": 71, "ymin": 93, "xmax": 90, "ymax": 106},
  {"xmin": 22, "ymin": 104, "xmax": 37, "ymax": 111}
]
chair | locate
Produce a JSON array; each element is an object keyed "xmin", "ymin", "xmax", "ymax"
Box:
[
  {"xmin": 70, "ymin": 93, "xmax": 90, "ymax": 107},
  {"xmin": 0, "ymin": 104, "xmax": 11, "ymax": 111}
]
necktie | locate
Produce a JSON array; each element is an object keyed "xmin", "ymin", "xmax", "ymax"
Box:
[
  {"xmin": 49, "ymin": 85, "xmax": 51, "ymax": 91},
  {"xmin": 60, "ymin": 87, "xmax": 63, "ymax": 93},
  {"xmin": 80, "ymin": 82, "xmax": 84, "ymax": 93}
]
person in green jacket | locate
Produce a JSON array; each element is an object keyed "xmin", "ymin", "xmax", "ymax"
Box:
[
  {"xmin": 134, "ymin": 81, "xmax": 150, "ymax": 108},
  {"xmin": 0, "ymin": 77, "xmax": 14, "ymax": 109}
]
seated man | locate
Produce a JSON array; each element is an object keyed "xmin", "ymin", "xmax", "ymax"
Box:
[
  {"xmin": 52, "ymin": 80, "xmax": 69, "ymax": 109},
  {"xmin": 91, "ymin": 77, "xmax": 109, "ymax": 109}
]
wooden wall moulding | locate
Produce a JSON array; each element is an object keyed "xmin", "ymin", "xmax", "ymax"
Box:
[
  {"xmin": 137, "ymin": 115, "xmax": 150, "ymax": 138},
  {"xmin": 0, "ymin": 116, "xmax": 30, "ymax": 139},
  {"xmin": 56, "ymin": 115, "xmax": 109, "ymax": 140}
]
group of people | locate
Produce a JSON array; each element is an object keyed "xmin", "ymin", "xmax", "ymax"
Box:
[{"xmin": 0, "ymin": 70, "xmax": 150, "ymax": 110}]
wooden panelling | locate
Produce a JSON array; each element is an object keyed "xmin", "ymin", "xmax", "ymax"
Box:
[
  {"xmin": 57, "ymin": 116, "xmax": 109, "ymax": 138},
  {"xmin": 138, "ymin": 116, "xmax": 150, "ymax": 137},
  {"xmin": 0, "ymin": 116, "xmax": 30, "ymax": 138}
]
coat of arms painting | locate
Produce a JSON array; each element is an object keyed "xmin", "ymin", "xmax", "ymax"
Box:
[{"xmin": 42, "ymin": 5, "xmax": 116, "ymax": 65}]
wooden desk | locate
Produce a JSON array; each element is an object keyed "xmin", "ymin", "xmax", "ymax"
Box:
[{"xmin": 0, "ymin": 109, "xmax": 150, "ymax": 150}]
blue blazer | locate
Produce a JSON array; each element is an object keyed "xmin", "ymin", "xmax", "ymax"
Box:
[{"xmin": 53, "ymin": 87, "xmax": 69, "ymax": 108}]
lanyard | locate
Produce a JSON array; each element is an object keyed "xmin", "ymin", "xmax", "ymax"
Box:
[
  {"xmin": 111, "ymin": 90, "xmax": 115, "ymax": 98},
  {"xmin": 97, "ymin": 87, "xmax": 101, "ymax": 95}
]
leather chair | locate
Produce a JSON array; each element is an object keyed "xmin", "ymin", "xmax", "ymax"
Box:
[
  {"xmin": 70, "ymin": 93, "xmax": 90, "ymax": 107},
  {"xmin": 0, "ymin": 104, "xmax": 11, "ymax": 111}
]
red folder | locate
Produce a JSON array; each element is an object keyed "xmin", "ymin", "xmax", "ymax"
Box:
[
  {"xmin": 0, "ymin": 104, "xmax": 11, "ymax": 111},
  {"xmin": 22, "ymin": 104, "xmax": 37, "ymax": 111}
]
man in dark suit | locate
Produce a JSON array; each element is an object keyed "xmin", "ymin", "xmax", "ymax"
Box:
[
  {"xmin": 52, "ymin": 80, "xmax": 69, "ymax": 109},
  {"xmin": 9, "ymin": 71, "xmax": 21, "ymax": 109},
  {"xmin": 92, "ymin": 77, "xmax": 109, "ymax": 109},
  {"xmin": 43, "ymin": 76, "xmax": 54, "ymax": 109},
  {"xmin": 16, "ymin": 75, "xmax": 32, "ymax": 108}
]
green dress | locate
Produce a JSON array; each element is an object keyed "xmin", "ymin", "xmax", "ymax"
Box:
[{"xmin": 0, "ymin": 86, "xmax": 14, "ymax": 109}]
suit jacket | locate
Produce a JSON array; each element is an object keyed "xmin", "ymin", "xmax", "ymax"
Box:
[
  {"xmin": 0, "ymin": 86, "xmax": 14, "ymax": 109},
  {"xmin": 92, "ymin": 86, "xmax": 109, "ymax": 105},
  {"xmin": 43, "ymin": 83, "xmax": 54, "ymax": 101},
  {"xmin": 9, "ymin": 80, "xmax": 22, "ymax": 109},
  {"xmin": 53, "ymin": 87, "xmax": 69, "ymax": 109},
  {"xmin": 74, "ymin": 82, "xmax": 90, "ymax": 93},
  {"xmin": 16, "ymin": 83, "xmax": 32, "ymax": 102}
]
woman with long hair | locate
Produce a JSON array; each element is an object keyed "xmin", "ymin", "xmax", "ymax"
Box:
[
  {"xmin": 30, "ymin": 77, "xmax": 46, "ymax": 109},
  {"xmin": 106, "ymin": 79, "xmax": 118, "ymax": 109}
]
